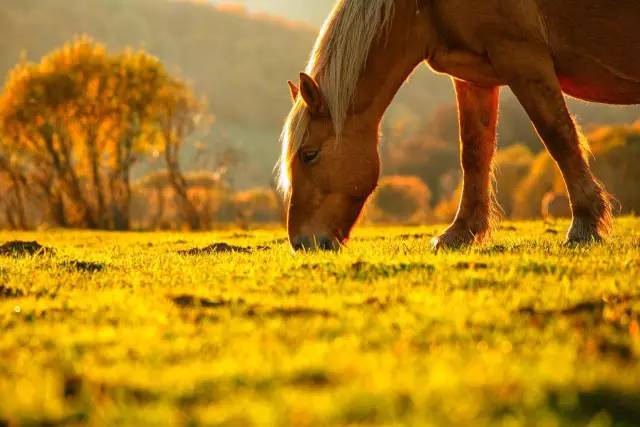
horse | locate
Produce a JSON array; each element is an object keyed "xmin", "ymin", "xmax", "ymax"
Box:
[{"xmin": 278, "ymin": 0, "xmax": 640, "ymax": 251}]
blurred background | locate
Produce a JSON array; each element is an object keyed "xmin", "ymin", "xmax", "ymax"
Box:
[{"xmin": 0, "ymin": 0, "xmax": 638, "ymax": 230}]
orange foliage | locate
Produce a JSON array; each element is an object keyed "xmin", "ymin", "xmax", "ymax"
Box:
[
  {"xmin": 0, "ymin": 38, "xmax": 205, "ymax": 229},
  {"xmin": 589, "ymin": 124, "xmax": 640, "ymax": 214},
  {"xmin": 369, "ymin": 176, "xmax": 432, "ymax": 224}
]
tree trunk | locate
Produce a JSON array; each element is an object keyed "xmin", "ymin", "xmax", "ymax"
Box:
[
  {"xmin": 164, "ymin": 132, "xmax": 200, "ymax": 230},
  {"xmin": 8, "ymin": 172, "xmax": 28, "ymax": 229},
  {"xmin": 0, "ymin": 155, "xmax": 29, "ymax": 229},
  {"xmin": 41, "ymin": 125, "xmax": 97, "ymax": 228},
  {"xmin": 86, "ymin": 128, "xmax": 107, "ymax": 228},
  {"xmin": 151, "ymin": 186, "xmax": 165, "ymax": 230}
]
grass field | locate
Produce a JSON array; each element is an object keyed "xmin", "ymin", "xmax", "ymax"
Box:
[{"xmin": 1, "ymin": 218, "xmax": 639, "ymax": 427}]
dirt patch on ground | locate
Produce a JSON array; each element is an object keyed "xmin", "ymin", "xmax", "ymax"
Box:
[
  {"xmin": 0, "ymin": 241, "xmax": 55, "ymax": 257},
  {"xmin": 266, "ymin": 238, "xmax": 288, "ymax": 245},
  {"xmin": 178, "ymin": 243, "xmax": 270, "ymax": 255},
  {"xmin": 170, "ymin": 294, "xmax": 242, "ymax": 308},
  {"xmin": 297, "ymin": 261, "xmax": 436, "ymax": 282},
  {"xmin": 61, "ymin": 261, "xmax": 105, "ymax": 273},
  {"xmin": 518, "ymin": 294, "xmax": 640, "ymax": 362},
  {"xmin": 172, "ymin": 292, "xmax": 336, "ymax": 319},
  {"xmin": 288, "ymin": 369, "xmax": 335, "ymax": 387},
  {"xmin": 0, "ymin": 284, "xmax": 24, "ymax": 298},
  {"xmin": 399, "ymin": 233, "xmax": 433, "ymax": 240},
  {"xmin": 245, "ymin": 305, "xmax": 334, "ymax": 319},
  {"xmin": 455, "ymin": 261, "xmax": 489, "ymax": 270},
  {"xmin": 547, "ymin": 387, "xmax": 640, "ymax": 425},
  {"xmin": 349, "ymin": 261, "xmax": 436, "ymax": 279},
  {"xmin": 517, "ymin": 294, "xmax": 640, "ymax": 318}
]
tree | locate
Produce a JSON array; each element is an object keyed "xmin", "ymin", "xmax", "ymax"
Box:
[
  {"xmin": 0, "ymin": 37, "xmax": 207, "ymax": 229},
  {"xmin": 512, "ymin": 153, "xmax": 566, "ymax": 219},
  {"xmin": 590, "ymin": 124, "xmax": 640, "ymax": 214},
  {"xmin": 494, "ymin": 144, "xmax": 535, "ymax": 218}
]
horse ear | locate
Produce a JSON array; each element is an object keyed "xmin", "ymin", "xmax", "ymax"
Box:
[
  {"xmin": 299, "ymin": 72, "xmax": 326, "ymax": 116},
  {"xmin": 287, "ymin": 80, "xmax": 299, "ymax": 102}
]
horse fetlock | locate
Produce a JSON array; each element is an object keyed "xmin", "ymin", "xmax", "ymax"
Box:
[{"xmin": 569, "ymin": 180, "xmax": 613, "ymax": 238}]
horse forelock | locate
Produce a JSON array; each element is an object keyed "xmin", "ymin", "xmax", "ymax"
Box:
[
  {"xmin": 277, "ymin": 0, "xmax": 396, "ymax": 195},
  {"xmin": 277, "ymin": 98, "xmax": 309, "ymax": 194}
]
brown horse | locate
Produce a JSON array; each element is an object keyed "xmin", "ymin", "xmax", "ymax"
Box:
[{"xmin": 279, "ymin": 0, "xmax": 640, "ymax": 251}]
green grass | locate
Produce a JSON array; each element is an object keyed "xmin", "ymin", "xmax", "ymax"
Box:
[{"xmin": 1, "ymin": 218, "xmax": 639, "ymax": 427}]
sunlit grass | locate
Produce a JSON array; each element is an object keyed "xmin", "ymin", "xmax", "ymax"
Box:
[{"xmin": 1, "ymin": 218, "xmax": 639, "ymax": 426}]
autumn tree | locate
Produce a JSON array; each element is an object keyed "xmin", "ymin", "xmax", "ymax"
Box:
[
  {"xmin": 590, "ymin": 124, "xmax": 640, "ymax": 214},
  {"xmin": 0, "ymin": 38, "xmax": 206, "ymax": 229}
]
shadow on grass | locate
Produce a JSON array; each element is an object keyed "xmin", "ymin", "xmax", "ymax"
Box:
[
  {"xmin": 297, "ymin": 261, "xmax": 436, "ymax": 282},
  {"xmin": 170, "ymin": 294, "xmax": 334, "ymax": 319},
  {"xmin": 170, "ymin": 294, "xmax": 240, "ymax": 309},
  {"xmin": 517, "ymin": 295, "xmax": 640, "ymax": 362},
  {"xmin": 548, "ymin": 388, "xmax": 640, "ymax": 426},
  {"xmin": 178, "ymin": 242, "xmax": 271, "ymax": 255},
  {"xmin": 60, "ymin": 260, "xmax": 105, "ymax": 273}
]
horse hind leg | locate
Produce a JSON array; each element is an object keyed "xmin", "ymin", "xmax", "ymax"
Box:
[
  {"xmin": 432, "ymin": 80, "xmax": 500, "ymax": 250},
  {"xmin": 489, "ymin": 42, "xmax": 612, "ymax": 244}
]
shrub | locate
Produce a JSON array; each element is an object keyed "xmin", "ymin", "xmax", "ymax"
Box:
[
  {"xmin": 430, "ymin": 144, "xmax": 534, "ymax": 224},
  {"xmin": 590, "ymin": 124, "xmax": 640, "ymax": 215},
  {"xmin": 234, "ymin": 188, "xmax": 281, "ymax": 226},
  {"xmin": 541, "ymin": 192, "xmax": 571, "ymax": 220},
  {"xmin": 433, "ymin": 182, "xmax": 462, "ymax": 225},
  {"xmin": 0, "ymin": 38, "xmax": 205, "ymax": 230},
  {"xmin": 369, "ymin": 176, "xmax": 431, "ymax": 224},
  {"xmin": 504, "ymin": 123, "xmax": 640, "ymax": 219},
  {"xmin": 512, "ymin": 152, "xmax": 565, "ymax": 219},
  {"xmin": 494, "ymin": 144, "xmax": 535, "ymax": 218},
  {"xmin": 385, "ymin": 127, "xmax": 459, "ymax": 205},
  {"xmin": 131, "ymin": 170, "xmax": 231, "ymax": 230}
]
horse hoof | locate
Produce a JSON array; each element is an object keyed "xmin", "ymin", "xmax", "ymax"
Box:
[
  {"xmin": 431, "ymin": 231, "xmax": 474, "ymax": 252},
  {"xmin": 565, "ymin": 217, "xmax": 603, "ymax": 245}
]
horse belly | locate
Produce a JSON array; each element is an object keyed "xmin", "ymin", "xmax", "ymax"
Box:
[
  {"xmin": 541, "ymin": 0, "xmax": 640, "ymax": 104},
  {"xmin": 555, "ymin": 51, "xmax": 640, "ymax": 105}
]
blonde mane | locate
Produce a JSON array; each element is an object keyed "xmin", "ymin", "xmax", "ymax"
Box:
[{"xmin": 277, "ymin": 0, "xmax": 396, "ymax": 193}]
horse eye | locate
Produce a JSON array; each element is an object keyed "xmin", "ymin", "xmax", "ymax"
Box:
[{"xmin": 300, "ymin": 149, "xmax": 320, "ymax": 165}]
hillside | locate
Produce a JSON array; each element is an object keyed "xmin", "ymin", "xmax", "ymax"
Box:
[
  {"xmin": 1, "ymin": 0, "xmax": 318, "ymax": 128},
  {"xmin": 209, "ymin": 0, "xmax": 336, "ymax": 26},
  {"xmin": 0, "ymin": 0, "xmax": 453, "ymax": 187},
  {"xmin": 1, "ymin": 0, "xmax": 638, "ymax": 188}
]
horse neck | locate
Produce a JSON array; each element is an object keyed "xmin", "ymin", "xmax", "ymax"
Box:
[{"xmin": 350, "ymin": 0, "xmax": 431, "ymax": 125}]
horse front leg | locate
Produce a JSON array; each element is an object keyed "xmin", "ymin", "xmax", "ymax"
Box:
[
  {"xmin": 488, "ymin": 42, "xmax": 612, "ymax": 244},
  {"xmin": 432, "ymin": 80, "xmax": 500, "ymax": 250}
]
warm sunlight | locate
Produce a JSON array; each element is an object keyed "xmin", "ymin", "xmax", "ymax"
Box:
[{"xmin": 1, "ymin": 1, "xmax": 639, "ymax": 426}]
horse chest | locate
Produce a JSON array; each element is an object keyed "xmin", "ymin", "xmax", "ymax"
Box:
[{"xmin": 427, "ymin": 49, "xmax": 504, "ymax": 87}]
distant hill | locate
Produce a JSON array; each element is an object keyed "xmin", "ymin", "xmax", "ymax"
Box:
[
  {"xmin": 1, "ymin": 0, "xmax": 319, "ymax": 128},
  {"xmin": 0, "ymin": 0, "xmax": 454, "ymax": 187},
  {"xmin": 1, "ymin": 0, "xmax": 638, "ymax": 187},
  {"xmin": 209, "ymin": 0, "xmax": 336, "ymax": 26}
]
